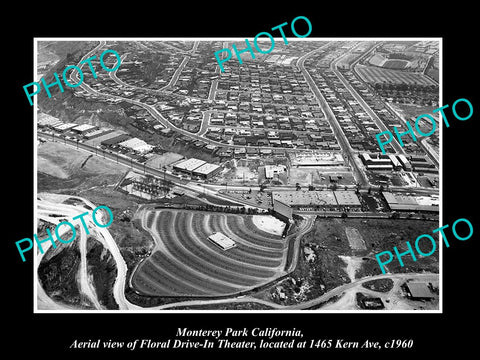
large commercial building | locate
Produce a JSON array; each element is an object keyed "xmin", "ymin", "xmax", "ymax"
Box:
[
  {"xmin": 118, "ymin": 137, "xmax": 154, "ymax": 153},
  {"xmin": 173, "ymin": 158, "xmax": 206, "ymax": 173},
  {"xmin": 72, "ymin": 124, "xmax": 97, "ymax": 134},
  {"xmin": 38, "ymin": 112, "xmax": 63, "ymax": 128},
  {"xmin": 382, "ymin": 192, "xmax": 439, "ymax": 212},
  {"xmin": 360, "ymin": 153, "xmax": 435, "ymax": 173},
  {"xmin": 289, "ymin": 151, "xmax": 344, "ymax": 167},
  {"xmin": 192, "ymin": 163, "xmax": 222, "ymax": 179},
  {"xmin": 272, "ymin": 190, "xmax": 361, "ymax": 210},
  {"xmin": 334, "ymin": 191, "xmax": 361, "ymax": 207},
  {"xmin": 54, "ymin": 123, "xmax": 78, "ymax": 132},
  {"xmin": 405, "ymin": 282, "xmax": 436, "ymax": 300},
  {"xmin": 360, "ymin": 153, "xmax": 393, "ymax": 171},
  {"xmin": 173, "ymin": 158, "xmax": 223, "ymax": 179}
]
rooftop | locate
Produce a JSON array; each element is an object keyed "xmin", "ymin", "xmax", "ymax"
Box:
[
  {"xmin": 173, "ymin": 158, "xmax": 206, "ymax": 171},
  {"xmin": 193, "ymin": 163, "xmax": 221, "ymax": 175},
  {"xmin": 406, "ymin": 282, "xmax": 434, "ymax": 299}
]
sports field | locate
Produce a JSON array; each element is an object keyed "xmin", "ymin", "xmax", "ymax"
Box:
[{"xmin": 131, "ymin": 208, "xmax": 289, "ymax": 297}]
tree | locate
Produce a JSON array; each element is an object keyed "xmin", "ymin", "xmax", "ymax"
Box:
[
  {"xmin": 355, "ymin": 183, "xmax": 361, "ymax": 194},
  {"xmin": 296, "ymin": 183, "xmax": 301, "ymax": 191}
]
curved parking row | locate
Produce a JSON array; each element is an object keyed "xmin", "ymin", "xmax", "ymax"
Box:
[
  {"xmin": 206, "ymin": 214, "xmax": 285, "ymax": 258},
  {"xmin": 169, "ymin": 211, "xmax": 276, "ymax": 280},
  {"xmin": 145, "ymin": 211, "xmax": 155, "ymax": 229},
  {"xmin": 186, "ymin": 212, "xmax": 282, "ymax": 270},
  {"xmin": 150, "ymin": 212, "xmax": 266, "ymax": 287},
  {"xmin": 221, "ymin": 215, "xmax": 286, "ymax": 251},
  {"xmin": 133, "ymin": 259, "xmax": 213, "ymax": 296},
  {"xmin": 227, "ymin": 215, "xmax": 285, "ymax": 248},
  {"xmin": 194, "ymin": 213, "xmax": 283, "ymax": 264},
  {"xmin": 143, "ymin": 251, "xmax": 243, "ymax": 295},
  {"xmin": 132, "ymin": 209, "xmax": 289, "ymax": 297}
]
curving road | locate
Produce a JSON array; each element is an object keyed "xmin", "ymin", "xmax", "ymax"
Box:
[
  {"xmin": 153, "ymin": 272, "xmax": 439, "ymax": 310},
  {"xmin": 69, "ymin": 40, "xmax": 345, "ymax": 153},
  {"xmin": 36, "ymin": 193, "xmax": 141, "ymax": 310}
]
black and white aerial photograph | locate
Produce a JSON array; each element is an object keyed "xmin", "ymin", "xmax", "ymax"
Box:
[
  {"xmin": 6, "ymin": 4, "xmax": 478, "ymax": 357},
  {"xmin": 34, "ymin": 39, "xmax": 440, "ymax": 312}
]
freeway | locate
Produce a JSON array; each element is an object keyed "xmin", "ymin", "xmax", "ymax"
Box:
[{"xmin": 297, "ymin": 45, "xmax": 369, "ymax": 187}]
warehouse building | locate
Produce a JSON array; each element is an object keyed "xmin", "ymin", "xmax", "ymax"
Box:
[
  {"xmin": 38, "ymin": 112, "xmax": 63, "ymax": 128},
  {"xmin": 289, "ymin": 151, "xmax": 344, "ymax": 167},
  {"xmin": 192, "ymin": 163, "xmax": 222, "ymax": 179},
  {"xmin": 173, "ymin": 158, "xmax": 206, "ymax": 173},
  {"xmin": 54, "ymin": 123, "xmax": 78, "ymax": 132},
  {"xmin": 72, "ymin": 124, "xmax": 97, "ymax": 134},
  {"xmin": 172, "ymin": 158, "xmax": 223, "ymax": 179},
  {"xmin": 405, "ymin": 282, "xmax": 435, "ymax": 300},
  {"xmin": 382, "ymin": 192, "xmax": 439, "ymax": 212},
  {"xmin": 272, "ymin": 190, "xmax": 361, "ymax": 210},
  {"xmin": 334, "ymin": 191, "xmax": 362, "ymax": 208},
  {"xmin": 101, "ymin": 133, "xmax": 131, "ymax": 146},
  {"xmin": 84, "ymin": 128, "xmax": 113, "ymax": 140},
  {"xmin": 118, "ymin": 137, "xmax": 154, "ymax": 153}
]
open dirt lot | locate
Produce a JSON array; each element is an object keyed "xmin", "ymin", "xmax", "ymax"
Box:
[{"xmin": 37, "ymin": 140, "xmax": 127, "ymax": 192}]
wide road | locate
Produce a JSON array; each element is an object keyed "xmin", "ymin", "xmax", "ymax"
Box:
[
  {"xmin": 297, "ymin": 44, "xmax": 369, "ymax": 187},
  {"xmin": 36, "ymin": 194, "xmax": 142, "ymax": 310}
]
